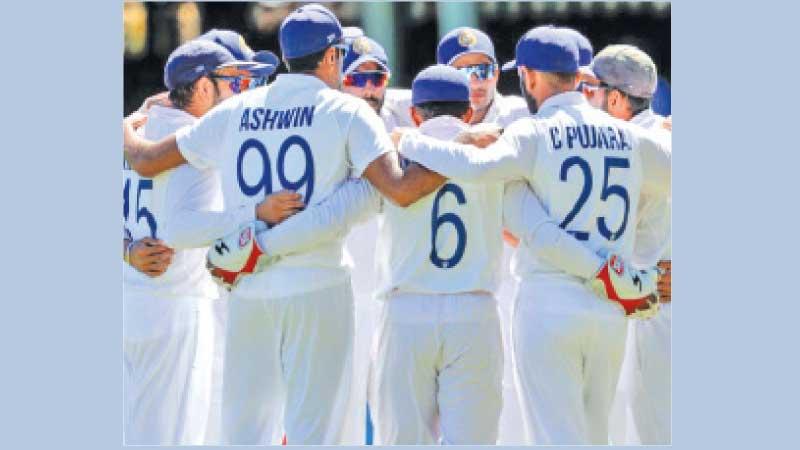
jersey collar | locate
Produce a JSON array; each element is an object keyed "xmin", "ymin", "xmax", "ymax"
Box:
[
  {"xmin": 418, "ymin": 115, "xmax": 468, "ymax": 141},
  {"xmin": 631, "ymin": 108, "xmax": 656, "ymax": 126},
  {"xmin": 272, "ymin": 73, "xmax": 330, "ymax": 91},
  {"xmin": 537, "ymin": 91, "xmax": 587, "ymax": 115}
]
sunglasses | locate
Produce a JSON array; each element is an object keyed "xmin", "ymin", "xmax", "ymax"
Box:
[
  {"xmin": 456, "ymin": 63, "xmax": 497, "ymax": 81},
  {"xmin": 209, "ymin": 74, "xmax": 268, "ymax": 94},
  {"xmin": 343, "ymin": 71, "xmax": 390, "ymax": 88}
]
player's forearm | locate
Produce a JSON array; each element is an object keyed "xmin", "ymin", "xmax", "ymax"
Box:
[
  {"xmin": 162, "ymin": 204, "xmax": 255, "ymax": 250},
  {"xmin": 391, "ymin": 163, "xmax": 446, "ymax": 207},
  {"xmin": 124, "ymin": 134, "xmax": 184, "ymax": 178},
  {"xmin": 257, "ymin": 179, "xmax": 381, "ymax": 256},
  {"xmin": 399, "ymin": 131, "xmax": 519, "ymax": 183},
  {"xmin": 503, "ymin": 181, "xmax": 603, "ymax": 280},
  {"xmin": 363, "ymin": 152, "xmax": 446, "ymax": 207}
]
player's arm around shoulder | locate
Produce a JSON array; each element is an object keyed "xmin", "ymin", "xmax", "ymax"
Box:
[
  {"xmin": 344, "ymin": 99, "xmax": 446, "ymax": 207},
  {"xmin": 123, "ymin": 112, "xmax": 186, "ymax": 178}
]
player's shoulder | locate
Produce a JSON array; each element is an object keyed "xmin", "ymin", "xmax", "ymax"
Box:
[
  {"xmin": 384, "ymin": 88, "xmax": 412, "ymax": 106},
  {"xmin": 496, "ymin": 93, "xmax": 528, "ymax": 111},
  {"xmin": 317, "ymin": 87, "xmax": 372, "ymax": 115},
  {"xmin": 143, "ymin": 105, "xmax": 196, "ymax": 140}
]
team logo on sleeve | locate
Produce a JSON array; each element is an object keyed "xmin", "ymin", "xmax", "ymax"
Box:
[
  {"xmin": 239, "ymin": 227, "xmax": 253, "ymax": 248},
  {"xmin": 353, "ymin": 37, "xmax": 371, "ymax": 54},
  {"xmin": 458, "ymin": 29, "xmax": 478, "ymax": 48}
]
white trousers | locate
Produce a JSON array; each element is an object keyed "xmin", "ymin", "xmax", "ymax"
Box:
[
  {"xmin": 512, "ymin": 279, "xmax": 628, "ymax": 445},
  {"xmin": 610, "ymin": 304, "xmax": 671, "ymax": 444},
  {"xmin": 123, "ymin": 293, "xmax": 216, "ymax": 445},
  {"xmin": 221, "ymin": 280, "xmax": 355, "ymax": 445},
  {"xmin": 369, "ymin": 292, "xmax": 503, "ymax": 445},
  {"xmin": 496, "ymin": 244, "xmax": 526, "ymax": 445}
]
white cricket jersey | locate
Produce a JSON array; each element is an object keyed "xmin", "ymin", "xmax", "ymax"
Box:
[
  {"xmin": 175, "ymin": 74, "xmax": 391, "ymax": 300},
  {"xmin": 375, "ymin": 116, "xmax": 505, "ymax": 299},
  {"xmin": 631, "ymin": 109, "xmax": 672, "ymax": 265},
  {"xmin": 482, "ymin": 92, "xmax": 530, "ymax": 128},
  {"xmin": 381, "ymin": 88, "xmax": 415, "ymax": 130},
  {"xmin": 123, "ymin": 105, "xmax": 220, "ymax": 299},
  {"xmin": 381, "ymin": 88, "xmax": 529, "ymax": 131},
  {"xmin": 399, "ymin": 92, "xmax": 672, "ymax": 284}
]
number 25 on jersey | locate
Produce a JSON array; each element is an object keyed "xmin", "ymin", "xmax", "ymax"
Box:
[{"xmin": 559, "ymin": 155, "xmax": 630, "ymax": 242}]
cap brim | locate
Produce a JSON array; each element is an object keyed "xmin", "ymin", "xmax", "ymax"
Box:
[
  {"xmin": 501, "ymin": 60, "xmax": 517, "ymax": 72},
  {"xmin": 216, "ymin": 61, "xmax": 277, "ymax": 78},
  {"xmin": 446, "ymin": 50, "xmax": 497, "ymax": 67},
  {"xmin": 578, "ymin": 66, "xmax": 595, "ymax": 78},
  {"xmin": 345, "ymin": 55, "xmax": 390, "ymax": 75}
]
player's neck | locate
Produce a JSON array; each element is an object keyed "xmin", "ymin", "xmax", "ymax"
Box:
[{"xmin": 184, "ymin": 104, "xmax": 206, "ymax": 119}]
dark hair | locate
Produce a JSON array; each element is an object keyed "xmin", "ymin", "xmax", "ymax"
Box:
[
  {"xmin": 285, "ymin": 46, "xmax": 330, "ymax": 73},
  {"xmin": 603, "ymin": 82, "xmax": 652, "ymax": 117},
  {"xmin": 414, "ymin": 101, "xmax": 471, "ymax": 121},
  {"xmin": 626, "ymin": 94, "xmax": 652, "ymax": 117},
  {"xmin": 549, "ymin": 71, "xmax": 578, "ymax": 87},
  {"xmin": 168, "ymin": 76, "xmax": 219, "ymax": 111}
]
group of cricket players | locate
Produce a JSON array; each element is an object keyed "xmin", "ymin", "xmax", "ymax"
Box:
[{"xmin": 122, "ymin": 3, "xmax": 671, "ymax": 446}]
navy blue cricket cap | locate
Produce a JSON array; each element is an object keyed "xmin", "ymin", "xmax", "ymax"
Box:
[
  {"xmin": 411, "ymin": 65, "xmax": 470, "ymax": 106},
  {"xmin": 559, "ymin": 27, "xmax": 593, "ymax": 67},
  {"xmin": 501, "ymin": 26, "xmax": 579, "ymax": 73},
  {"xmin": 437, "ymin": 27, "xmax": 496, "ymax": 66},
  {"xmin": 343, "ymin": 36, "xmax": 390, "ymax": 74},
  {"xmin": 279, "ymin": 3, "xmax": 344, "ymax": 60},
  {"xmin": 200, "ymin": 29, "xmax": 281, "ymax": 72},
  {"xmin": 164, "ymin": 40, "xmax": 235, "ymax": 90}
]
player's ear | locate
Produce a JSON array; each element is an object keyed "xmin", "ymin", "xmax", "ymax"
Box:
[
  {"xmin": 194, "ymin": 77, "xmax": 212, "ymax": 103},
  {"xmin": 410, "ymin": 107, "xmax": 423, "ymax": 127},
  {"xmin": 462, "ymin": 106, "xmax": 474, "ymax": 124},
  {"xmin": 325, "ymin": 46, "xmax": 337, "ymax": 66},
  {"xmin": 608, "ymin": 89, "xmax": 622, "ymax": 109}
]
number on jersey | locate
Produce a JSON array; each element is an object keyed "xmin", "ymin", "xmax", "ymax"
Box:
[
  {"xmin": 429, "ymin": 183, "xmax": 468, "ymax": 269},
  {"xmin": 123, "ymin": 176, "xmax": 157, "ymax": 238},
  {"xmin": 236, "ymin": 135, "xmax": 315, "ymax": 203},
  {"xmin": 559, "ymin": 156, "xmax": 630, "ymax": 241}
]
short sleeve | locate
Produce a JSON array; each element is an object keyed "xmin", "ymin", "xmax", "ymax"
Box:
[
  {"xmin": 175, "ymin": 99, "xmax": 237, "ymax": 170},
  {"xmin": 346, "ymin": 102, "xmax": 394, "ymax": 177}
]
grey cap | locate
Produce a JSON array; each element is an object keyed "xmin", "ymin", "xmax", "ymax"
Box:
[{"xmin": 590, "ymin": 44, "xmax": 657, "ymax": 98}]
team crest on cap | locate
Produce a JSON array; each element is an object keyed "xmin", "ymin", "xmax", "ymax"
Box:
[
  {"xmin": 458, "ymin": 29, "xmax": 478, "ymax": 48},
  {"xmin": 353, "ymin": 36, "xmax": 371, "ymax": 54}
]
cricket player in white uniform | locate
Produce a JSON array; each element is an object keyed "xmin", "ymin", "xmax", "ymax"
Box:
[
  {"xmin": 122, "ymin": 40, "xmax": 277, "ymax": 445},
  {"xmin": 394, "ymin": 27, "xmax": 671, "ymax": 445},
  {"xmin": 433, "ymin": 28, "xmax": 531, "ymax": 443},
  {"xmin": 584, "ymin": 45, "xmax": 672, "ymax": 445},
  {"xmin": 122, "ymin": 4, "xmax": 450, "ymax": 444},
  {"xmin": 337, "ymin": 32, "xmax": 526, "ymax": 441}
]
